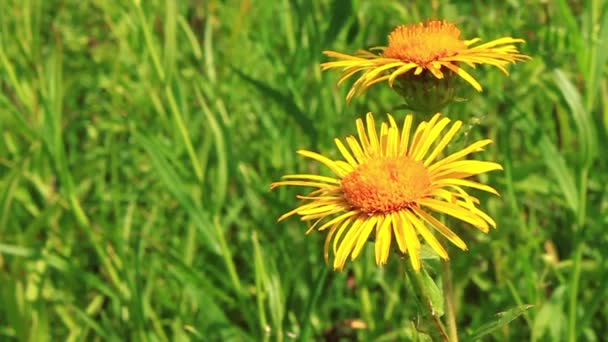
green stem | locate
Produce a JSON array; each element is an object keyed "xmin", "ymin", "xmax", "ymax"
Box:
[
  {"xmin": 576, "ymin": 169, "xmax": 588, "ymax": 229},
  {"xmin": 299, "ymin": 267, "xmax": 329, "ymax": 342},
  {"xmin": 405, "ymin": 263, "xmax": 450, "ymax": 341},
  {"xmin": 166, "ymin": 86, "xmax": 204, "ymax": 183},
  {"xmin": 568, "ymin": 244, "xmax": 582, "ymax": 342},
  {"xmin": 568, "ymin": 165, "xmax": 588, "ymax": 341},
  {"xmin": 443, "ymin": 260, "xmax": 458, "ymax": 342}
]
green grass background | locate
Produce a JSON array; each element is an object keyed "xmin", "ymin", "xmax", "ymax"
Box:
[{"xmin": 1, "ymin": 0, "xmax": 607, "ymax": 340}]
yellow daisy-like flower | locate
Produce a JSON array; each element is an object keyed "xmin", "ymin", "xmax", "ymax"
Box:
[
  {"xmin": 321, "ymin": 20, "xmax": 530, "ymax": 103},
  {"xmin": 272, "ymin": 113, "xmax": 502, "ymax": 271}
]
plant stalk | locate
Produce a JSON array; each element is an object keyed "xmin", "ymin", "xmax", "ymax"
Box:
[
  {"xmin": 405, "ymin": 262, "xmax": 450, "ymax": 341},
  {"xmin": 443, "ymin": 259, "xmax": 458, "ymax": 342}
]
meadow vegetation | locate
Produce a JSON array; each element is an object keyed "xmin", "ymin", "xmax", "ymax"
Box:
[{"xmin": 0, "ymin": 0, "xmax": 607, "ymax": 340}]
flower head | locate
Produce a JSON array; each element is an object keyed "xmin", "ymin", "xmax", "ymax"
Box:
[
  {"xmin": 321, "ymin": 20, "xmax": 530, "ymax": 105},
  {"xmin": 272, "ymin": 113, "xmax": 502, "ymax": 271}
]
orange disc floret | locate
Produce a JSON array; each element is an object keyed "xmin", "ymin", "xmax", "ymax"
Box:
[
  {"xmin": 342, "ymin": 156, "xmax": 431, "ymax": 214},
  {"xmin": 383, "ymin": 20, "xmax": 467, "ymax": 66}
]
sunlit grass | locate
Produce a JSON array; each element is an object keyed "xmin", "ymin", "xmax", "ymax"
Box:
[{"xmin": 0, "ymin": 0, "xmax": 606, "ymax": 340}]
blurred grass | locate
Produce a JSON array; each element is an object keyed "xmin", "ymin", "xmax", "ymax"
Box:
[{"xmin": 0, "ymin": 0, "xmax": 607, "ymax": 340}]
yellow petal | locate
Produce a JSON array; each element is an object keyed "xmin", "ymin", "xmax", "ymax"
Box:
[
  {"xmin": 391, "ymin": 212, "xmax": 407, "ymax": 253},
  {"xmin": 405, "ymin": 210, "xmax": 448, "ymax": 259},
  {"xmin": 375, "ymin": 215, "xmax": 393, "ymax": 266},
  {"xmin": 399, "ymin": 210, "xmax": 421, "ymax": 271},
  {"xmin": 424, "ymin": 120, "xmax": 463, "ymax": 166},
  {"xmin": 414, "ymin": 208, "xmax": 468, "ymax": 250},
  {"xmin": 443, "ymin": 62, "xmax": 483, "ymax": 92},
  {"xmin": 350, "ymin": 216, "xmax": 378, "ymax": 260}
]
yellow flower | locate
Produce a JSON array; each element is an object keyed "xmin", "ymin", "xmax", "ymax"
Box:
[
  {"xmin": 321, "ymin": 20, "xmax": 530, "ymax": 103},
  {"xmin": 272, "ymin": 113, "xmax": 501, "ymax": 271}
]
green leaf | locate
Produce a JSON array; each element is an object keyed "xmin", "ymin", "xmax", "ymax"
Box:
[
  {"xmin": 582, "ymin": 0, "xmax": 608, "ymax": 112},
  {"xmin": 0, "ymin": 243, "xmax": 34, "ymax": 257},
  {"xmin": 420, "ymin": 267, "xmax": 444, "ymax": 317},
  {"xmin": 195, "ymin": 86, "xmax": 228, "ymax": 213},
  {"xmin": 251, "ymin": 231, "xmax": 285, "ymax": 339},
  {"xmin": 298, "ymin": 267, "xmax": 330, "ymax": 342},
  {"xmin": 553, "ymin": 69, "xmax": 598, "ymax": 168},
  {"xmin": 134, "ymin": 132, "xmax": 220, "ymax": 254},
  {"xmin": 231, "ymin": 67, "xmax": 317, "ymax": 141},
  {"xmin": 468, "ymin": 304, "xmax": 534, "ymax": 340},
  {"xmin": 537, "ymin": 134, "xmax": 579, "ymax": 214},
  {"xmin": 532, "ymin": 286, "xmax": 567, "ymax": 341}
]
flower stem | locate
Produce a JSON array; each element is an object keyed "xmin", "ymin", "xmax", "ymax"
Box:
[
  {"xmin": 443, "ymin": 259, "xmax": 459, "ymax": 342},
  {"xmin": 405, "ymin": 262, "xmax": 450, "ymax": 341}
]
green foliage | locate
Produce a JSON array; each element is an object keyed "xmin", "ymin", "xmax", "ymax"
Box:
[{"xmin": 1, "ymin": 0, "xmax": 607, "ymax": 340}]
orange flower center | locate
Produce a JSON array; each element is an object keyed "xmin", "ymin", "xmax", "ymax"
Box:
[
  {"xmin": 383, "ymin": 20, "xmax": 467, "ymax": 66},
  {"xmin": 341, "ymin": 156, "xmax": 432, "ymax": 214}
]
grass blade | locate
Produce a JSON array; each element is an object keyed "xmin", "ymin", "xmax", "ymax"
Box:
[
  {"xmin": 553, "ymin": 69, "xmax": 598, "ymax": 169},
  {"xmin": 134, "ymin": 131, "xmax": 219, "ymax": 253},
  {"xmin": 468, "ymin": 305, "xmax": 534, "ymax": 340}
]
